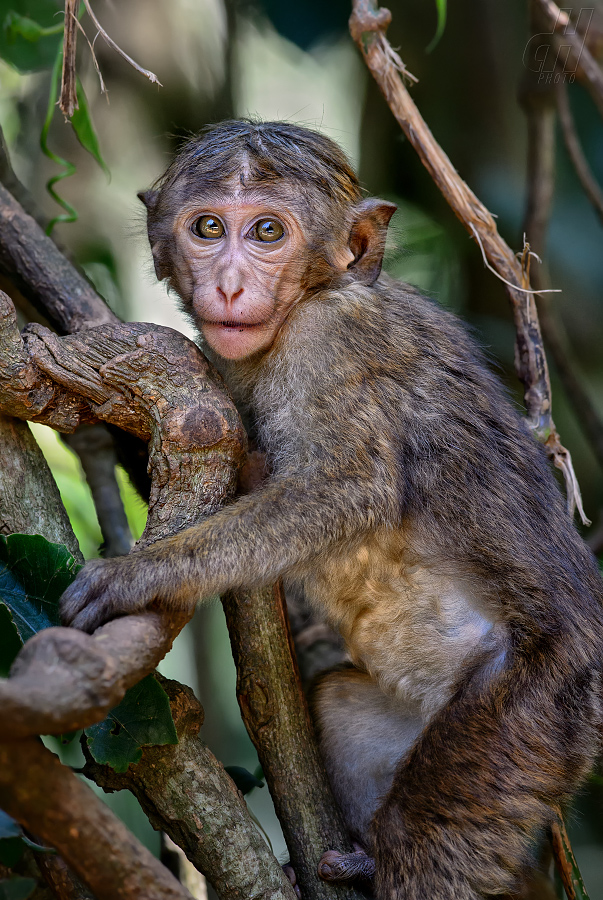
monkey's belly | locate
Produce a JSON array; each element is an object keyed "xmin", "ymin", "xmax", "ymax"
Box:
[{"xmin": 300, "ymin": 529, "xmax": 499, "ymax": 716}]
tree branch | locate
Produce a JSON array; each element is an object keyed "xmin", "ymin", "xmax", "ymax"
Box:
[
  {"xmin": 0, "ymin": 739, "xmax": 195, "ymax": 900},
  {"xmin": 84, "ymin": 676, "xmax": 297, "ymax": 900},
  {"xmin": 556, "ymin": 78, "xmax": 603, "ymax": 226},
  {"xmin": 0, "ymin": 292, "xmax": 246, "ymax": 737},
  {"xmin": 349, "ymin": 0, "xmax": 588, "ymax": 523},
  {"xmin": 0, "ymin": 181, "xmax": 117, "ymax": 334},
  {"xmin": 532, "ymin": 0, "xmax": 603, "ymax": 119},
  {"xmin": 223, "ymin": 584, "xmax": 362, "ymax": 900},
  {"xmin": 520, "ymin": 46, "xmax": 603, "ymax": 475}
]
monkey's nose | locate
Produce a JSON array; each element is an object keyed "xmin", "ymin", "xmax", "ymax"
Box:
[{"xmin": 217, "ymin": 286, "xmax": 244, "ymax": 303}]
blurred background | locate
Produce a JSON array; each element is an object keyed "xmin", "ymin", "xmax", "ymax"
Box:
[{"xmin": 0, "ymin": 0, "xmax": 602, "ymax": 894}]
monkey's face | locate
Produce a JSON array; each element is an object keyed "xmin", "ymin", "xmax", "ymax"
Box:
[{"xmin": 168, "ymin": 190, "xmax": 335, "ymax": 361}]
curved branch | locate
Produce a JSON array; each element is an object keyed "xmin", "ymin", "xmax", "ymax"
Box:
[
  {"xmin": 0, "ymin": 290, "xmax": 246, "ymax": 737},
  {"xmin": 0, "ymin": 738, "xmax": 194, "ymax": 900},
  {"xmin": 349, "ymin": 0, "xmax": 587, "ymax": 523},
  {"xmin": 556, "ymin": 78, "xmax": 603, "ymax": 225}
]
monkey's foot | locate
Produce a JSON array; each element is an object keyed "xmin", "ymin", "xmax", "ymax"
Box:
[
  {"xmin": 283, "ymin": 863, "xmax": 301, "ymax": 899},
  {"xmin": 318, "ymin": 848, "xmax": 376, "ymax": 884}
]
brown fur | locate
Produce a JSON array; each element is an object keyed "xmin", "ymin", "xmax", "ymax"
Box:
[{"xmin": 62, "ymin": 121, "xmax": 603, "ymax": 899}]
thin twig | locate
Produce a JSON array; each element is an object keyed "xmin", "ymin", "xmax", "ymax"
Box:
[
  {"xmin": 520, "ymin": 50, "xmax": 603, "ymax": 479},
  {"xmin": 81, "ymin": 0, "xmax": 162, "ymax": 86},
  {"xmin": 349, "ymin": 0, "xmax": 587, "ymax": 522},
  {"xmin": 556, "ymin": 79, "xmax": 603, "ymax": 226},
  {"xmin": 74, "ymin": 17, "xmax": 107, "ymax": 97},
  {"xmin": 532, "ymin": 0, "xmax": 603, "ymax": 119},
  {"xmin": 59, "ymin": 0, "xmax": 79, "ymax": 118},
  {"xmin": 470, "ymin": 224, "xmax": 561, "ymax": 295},
  {"xmin": 551, "ymin": 809, "xmax": 591, "ymax": 900}
]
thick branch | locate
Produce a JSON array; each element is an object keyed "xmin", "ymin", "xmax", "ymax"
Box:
[
  {"xmin": 349, "ymin": 0, "xmax": 587, "ymax": 521},
  {"xmin": 223, "ymin": 584, "xmax": 361, "ymax": 900},
  {"xmin": 0, "ymin": 739, "xmax": 194, "ymax": 900},
  {"xmin": 0, "ymin": 412, "xmax": 81, "ymax": 560},
  {"xmin": 84, "ymin": 677, "xmax": 297, "ymax": 900},
  {"xmin": 63, "ymin": 424, "xmax": 133, "ymax": 557},
  {"xmin": 0, "ymin": 291, "xmax": 246, "ymax": 737},
  {"xmin": 0, "ymin": 181, "xmax": 117, "ymax": 333}
]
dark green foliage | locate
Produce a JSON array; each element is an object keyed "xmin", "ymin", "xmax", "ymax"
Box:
[
  {"xmin": 85, "ymin": 674, "xmax": 178, "ymax": 773},
  {"xmin": 0, "ymin": 877, "xmax": 36, "ymax": 900},
  {"xmin": 0, "ymin": 534, "xmax": 79, "ymax": 671},
  {"xmin": 0, "ymin": 0, "xmax": 62, "ymax": 72},
  {"xmin": 0, "ymin": 535, "xmax": 177, "ymax": 772}
]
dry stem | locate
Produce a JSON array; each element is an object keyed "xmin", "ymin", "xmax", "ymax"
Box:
[{"xmin": 349, "ymin": 0, "xmax": 588, "ymax": 523}]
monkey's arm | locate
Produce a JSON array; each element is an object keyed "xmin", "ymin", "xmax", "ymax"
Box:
[{"xmin": 61, "ymin": 469, "xmax": 395, "ymax": 632}]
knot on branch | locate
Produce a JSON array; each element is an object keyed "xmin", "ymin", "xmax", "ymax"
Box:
[
  {"xmin": 0, "ymin": 290, "xmax": 249, "ymax": 737},
  {"xmin": 349, "ymin": 4, "xmax": 392, "ymax": 44}
]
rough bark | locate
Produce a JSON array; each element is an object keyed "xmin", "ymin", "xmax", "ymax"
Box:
[
  {"xmin": 84, "ymin": 677, "xmax": 297, "ymax": 900},
  {"xmin": 0, "ymin": 412, "xmax": 81, "ymax": 561},
  {"xmin": 0, "ymin": 181, "xmax": 117, "ymax": 334},
  {"xmin": 0, "ymin": 290, "xmax": 245, "ymax": 737},
  {"xmin": 223, "ymin": 584, "xmax": 362, "ymax": 900},
  {"xmin": 0, "ymin": 739, "xmax": 194, "ymax": 900}
]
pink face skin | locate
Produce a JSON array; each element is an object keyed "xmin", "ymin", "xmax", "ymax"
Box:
[{"xmin": 169, "ymin": 189, "xmax": 353, "ymax": 360}]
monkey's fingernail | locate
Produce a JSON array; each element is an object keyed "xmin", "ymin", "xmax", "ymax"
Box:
[{"xmin": 318, "ymin": 863, "xmax": 333, "ymax": 879}]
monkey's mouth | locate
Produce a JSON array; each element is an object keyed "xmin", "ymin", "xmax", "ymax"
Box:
[{"xmin": 205, "ymin": 319, "xmax": 264, "ymax": 330}]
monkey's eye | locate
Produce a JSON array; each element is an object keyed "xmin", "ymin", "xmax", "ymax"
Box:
[
  {"xmin": 192, "ymin": 216, "xmax": 225, "ymax": 239},
  {"xmin": 248, "ymin": 218, "xmax": 285, "ymax": 243}
]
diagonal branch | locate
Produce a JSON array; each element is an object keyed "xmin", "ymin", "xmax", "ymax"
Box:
[
  {"xmin": 349, "ymin": 0, "xmax": 588, "ymax": 524},
  {"xmin": 532, "ymin": 0, "xmax": 603, "ymax": 119}
]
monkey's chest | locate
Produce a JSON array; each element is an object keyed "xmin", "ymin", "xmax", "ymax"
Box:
[{"xmin": 300, "ymin": 530, "xmax": 496, "ymax": 716}]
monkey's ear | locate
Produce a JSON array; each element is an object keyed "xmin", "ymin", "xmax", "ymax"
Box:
[
  {"xmin": 347, "ymin": 199, "xmax": 397, "ymax": 285},
  {"xmin": 137, "ymin": 189, "xmax": 159, "ymax": 211}
]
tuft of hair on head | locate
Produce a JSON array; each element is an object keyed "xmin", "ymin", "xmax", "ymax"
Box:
[{"xmin": 160, "ymin": 119, "xmax": 363, "ymax": 208}]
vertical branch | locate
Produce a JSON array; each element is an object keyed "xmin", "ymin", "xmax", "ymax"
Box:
[
  {"xmin": 551, "ymin": 812, "xmax": 591, "ymax": 900},
  {"xmin": 59, "ymin": 0, "xmax": 79, "ymax": 118},
  {"xmin": 520, "ymin": 19, "xmax": 603, "ymax": 476},
  {"xmin": 222, "ymin": 583, "xmax": 364, "ymax": 900}
]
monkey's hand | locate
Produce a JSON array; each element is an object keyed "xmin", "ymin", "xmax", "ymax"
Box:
[{"xmin": 60, "ymin": 553, "xmax": 185, "ymax": 633}]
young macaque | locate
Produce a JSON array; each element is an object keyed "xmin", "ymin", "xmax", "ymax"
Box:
[{"xmin": 61, "ymin": 120, "xmax": 603, "ymax": 899}]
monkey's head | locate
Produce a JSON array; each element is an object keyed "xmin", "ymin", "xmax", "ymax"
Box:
[{"xmin": 139, "ymin": 120, "xmax": 396, "ymax": 361}]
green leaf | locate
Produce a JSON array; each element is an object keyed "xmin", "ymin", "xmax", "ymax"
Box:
[
  {"xmin": 3, "ymin": 10, "xmax": 62, "ymax": 42},
  {"xmin": 0, "ymin": 0, "xmax": 63, "ymax": 72},
  {"xmin": 0, "ymin": 811, "xmax": 21, "ymax": 840},
  {"xmin": 71, "ymin": 79, "xmax": 109, "ymax": 176},
  {"xmin": 225, "ymin": 766, "xmax": 265, "ymax": 795},
  {"xmin": 427, "ymin": 0, "xmax": 447, "ymax": 53},
  {"xmin": 0, "ymin": 534, "xmax": 80, "ymax": 646},
  {"xmin": 0, "ymin": 839, "xmax": 25, "ymax": 868},
  {"xmin": 0, "ymin": 812, "xmax": 24, "ymax": 869},
  {"xmin": 0, "ymin": 877, "xmax": 37, "ymax": 900},
  {"xmin": 0, "ymin": 603, "xmax": 22, "ymax": 676},
  {"xmin": 85, "ymin": 675, "xmax": 178, "ymax": 773}
]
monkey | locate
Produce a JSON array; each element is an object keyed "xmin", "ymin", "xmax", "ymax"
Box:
[{"xmin": 60, "ymin": 120, "xmax": 603, "ymax": 900}]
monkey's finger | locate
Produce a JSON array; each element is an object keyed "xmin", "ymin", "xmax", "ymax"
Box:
[
  {"xmin": 60, "ymin": 559, "xmax": 112, "ymax": 625},
  {"xmin": 69, "ymin": 600, "xmax": 118, "ymax": 634}
]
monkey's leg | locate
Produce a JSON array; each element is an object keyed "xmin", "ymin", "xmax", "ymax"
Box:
[
  {"xmin": 312, "ymin": 666, "xmax": 423, "ymax": 884},
  {"xmin": 370, "ymin": 649, "xmax": 600, "ymax": 900}
]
